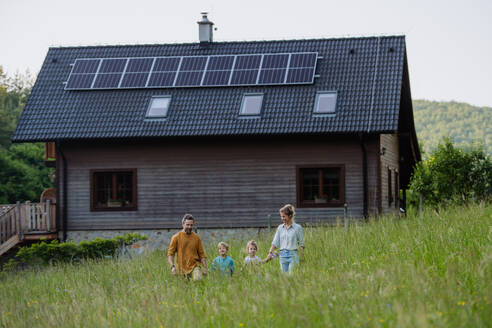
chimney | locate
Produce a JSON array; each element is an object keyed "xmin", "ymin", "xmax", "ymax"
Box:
[{"xmin": 197, "ymin": 12, "xmax": 214, "ymax": 44}]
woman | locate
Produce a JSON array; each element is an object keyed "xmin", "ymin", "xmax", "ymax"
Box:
[{"xmin": 266, "ymin": 204, "xmax": 305, "ymax": 273}]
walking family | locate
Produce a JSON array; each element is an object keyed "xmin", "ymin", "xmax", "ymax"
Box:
[{"xmin": 167, "ymin": 204, "xmax": 305, "ymax": 280}]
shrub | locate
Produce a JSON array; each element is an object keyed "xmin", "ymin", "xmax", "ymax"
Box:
[
  {"xmin": 10, "ymin": 233, "xmax": 147, "ymax": 269},
  {"xmin": 409, "ymin": 137, "xmax": 492, "ymax": 207}
]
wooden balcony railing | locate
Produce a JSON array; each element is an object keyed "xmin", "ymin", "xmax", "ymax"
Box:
[{"xmin": 0, "ymin": 201, "xmax": 57, "ymax": 256}]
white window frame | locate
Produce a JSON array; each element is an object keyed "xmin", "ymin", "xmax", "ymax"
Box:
[
  {"xmin": 314, "ymin": 91, "xmax": 337, "ymax": 114},
  {"xmin": 146, "ymin": 96, "xmax": 172, "ymax": 118},
  {"xmin": 239, "ymin": 93, "xmax": 264, "ymax": 116}
]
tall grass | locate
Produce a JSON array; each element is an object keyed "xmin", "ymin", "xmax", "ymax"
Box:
[{"xmin": 1, "ymin": 203, "xmax": 491, "ymax": 327}]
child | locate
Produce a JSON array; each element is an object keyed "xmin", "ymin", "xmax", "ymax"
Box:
[
  {"xmin": 211, "ymin": 241, "xmax": 235, "ymax": 276},
  {"xmin": 243, "ymin": 240, "xmax": 263, "ymax": 265}
]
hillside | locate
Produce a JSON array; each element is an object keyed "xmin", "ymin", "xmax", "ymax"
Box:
[{"xmin": 413, "ymin": 100, "xmax": 492, "ymax": 155}]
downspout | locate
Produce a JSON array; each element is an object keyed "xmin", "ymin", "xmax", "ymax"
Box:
[
  {"xmin": 58, "ymin": 141, "xmax": 68, "ymax": 241},
  {"xmin": 359, "ymin": 133, "xmax": 368, "ymax": 218}
]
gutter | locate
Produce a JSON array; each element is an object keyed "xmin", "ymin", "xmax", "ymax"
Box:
[{"xmin": 359, "ymin": 133, "xmax": 368, "ymax": 218}]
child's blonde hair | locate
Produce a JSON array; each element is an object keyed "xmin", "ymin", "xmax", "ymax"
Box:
[
  {"xmin": 217, "ymin": 241, "xmax": 229, "ymax": 250},
  {"xmin": 246, "ymin": 240, "xmax": 258, "ymax": 252}
]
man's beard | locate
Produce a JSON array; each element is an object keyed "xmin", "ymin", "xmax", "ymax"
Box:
[{"xmin": 185, "ymin": 228, "xmax": 192, "ymax": 234}]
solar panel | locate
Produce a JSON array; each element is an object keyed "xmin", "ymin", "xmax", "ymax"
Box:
[
  {"xmin": 65, "ymin": 59, "xmax": 100, "ymax": 89},
  {"xmin": 66, "ymin": 73, "xmax": 96, "ymax": 89},
  {"xmin": 287, "ymin": 68, "xmax": 314, "ymax": 83},
  {"xmin": 148, "ymin": 72, "xmax": 176, "ymax": 87},
  {"xmin": 261, "ymin": 54, "xmax": 289, "ymax": 69},
  {"xmin": 99, "ymin": 59, "xmax": 126, "ymax": 73},
  {"xmin": 126, "ymin": 58, "xmax": 153, "ymax": 72},
  {"xmin": 202, "ymin": 56, "xmax": 234, "ymax": 86},
  {"xmin": 121, "ymin": 73, "xmax": 149, "ymax": 88},
  {"xmin": 65, "ymin": 52, "xmax": 318, "ymax": 90},
  {"xmin": 259, "ymin": 69, "xmax": 287, "ymax": 84},
  {"xmin": 93, "ymin": 73, "xmax": 122, "ymax": 89},
  {"xmin": 230, "ymin": 69, "xmax": 259, "ymax": 85},
  {"xmin": 72, "ymin": 59, "xmax": 100, "ymax": 73}
]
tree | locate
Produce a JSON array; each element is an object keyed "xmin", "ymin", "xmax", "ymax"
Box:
[
  {"xmin": 0, "ymin": 67, "xmax": 53, "ymax": 203},
  {"xmin": 408, "ymin": 137, "xmax": 492, "ymax": 207}
]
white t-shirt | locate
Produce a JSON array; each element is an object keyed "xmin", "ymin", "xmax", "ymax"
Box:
[{"xmin": 243, "ymin": 256, "xmax": 262, "ymax": 264}]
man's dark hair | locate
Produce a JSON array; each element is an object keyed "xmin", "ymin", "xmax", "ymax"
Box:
[{"xmin": 182, "ymin": 214, "xmax": 195, "ymax": 225}]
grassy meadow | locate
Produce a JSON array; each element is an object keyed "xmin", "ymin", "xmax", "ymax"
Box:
[{"xmin": 1, "ymin": 203, "xmax": 491, "ymax": 327}]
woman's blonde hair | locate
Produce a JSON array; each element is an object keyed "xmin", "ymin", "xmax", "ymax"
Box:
[
  {"xmin": 246, "ymin": 240, "xmax": 258, "ymax": 252},
  {"xmin": 279, "ymin": 204, "xmax": 295, "ymax": 218},
  {"xmin": 217, "ymin": 241, "xmax": 229, "ymax": 250}
]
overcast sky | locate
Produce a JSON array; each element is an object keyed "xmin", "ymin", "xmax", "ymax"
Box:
[{"xmin": 1, "ymin": 0, "xmax": 491, "ymax": 107}]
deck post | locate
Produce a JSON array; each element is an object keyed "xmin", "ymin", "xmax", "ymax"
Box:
[
  {"xmin": 46, "ymin": 200, "xmax": 51, "ymax": 231},
  {"xmin": 25, "ymin": 201, "xmax": 31, "ymax": 232},
  {"xmin": 16, "ymin": 201, "xmax": 22, "ymax": 240}
]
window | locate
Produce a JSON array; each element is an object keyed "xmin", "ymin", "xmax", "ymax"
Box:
[
  {"xmin": 297, "ymin": 166, "xmax": 345, "ymax": 207},
  {"xmin": 90, "ymin": 169, "xmax": 137, "ymax": 211},
  {"xmin": 146, "ymin": 96, "xmax": 171, "ymax": 118},
  {"xmin": 314, "ymin": 91, "xmax": 337, "ymax": 114},
  {"xmin": 240, "ymin": 94, "xmax": 263, "ymax": 116}
]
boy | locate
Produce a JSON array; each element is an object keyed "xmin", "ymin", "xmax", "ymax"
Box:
[{"xmin": 211, "ymin": 242, "xmax": 235, "ymax": 276}]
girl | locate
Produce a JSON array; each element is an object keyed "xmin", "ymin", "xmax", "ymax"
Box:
[{"xmin": 243, "ymin": 240, "xmax": 263, "ymax": 265}]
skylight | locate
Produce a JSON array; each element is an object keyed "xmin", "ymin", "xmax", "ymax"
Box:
[
  {"xmin": 146, "ymin": 96, "xmax": 171, "ymax": 118},
  {"xmin": 314, "ymin": 91, "xmax": 337, "ymax": 114},
  {"xmin": 240, "ymin": 94, "xmax": 263, "ymax": 116}
]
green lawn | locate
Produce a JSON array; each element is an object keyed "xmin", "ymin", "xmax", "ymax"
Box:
[{"xmin": 1, "ymin": 203, "xmax": 491, "ymax": 327}]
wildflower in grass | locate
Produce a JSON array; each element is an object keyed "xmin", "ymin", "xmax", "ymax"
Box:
[
  {"xmin": 239, "ymin": 323, "xmax": 244, "ymax": 327},
  {"xmin": 457, "ymin": 301, "xmax": 466, "ymax": 306},
  {"xmin": 387, "ymin": 303, "xmax": 391, "ymax": 308}
]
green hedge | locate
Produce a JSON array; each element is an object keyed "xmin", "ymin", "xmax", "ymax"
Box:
[{"xmin": 3, "ymin": 233, "xmax": 147, "ymax": 272}]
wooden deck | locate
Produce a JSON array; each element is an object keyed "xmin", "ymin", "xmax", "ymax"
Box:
[{"xmin": 0, "ymin": 201, "xmax": 57, "ymax": 256}]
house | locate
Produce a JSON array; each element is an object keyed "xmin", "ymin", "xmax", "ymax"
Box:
[{"xmin": 12, "ymin": 14, "xmax": 420, "ymax": 245}]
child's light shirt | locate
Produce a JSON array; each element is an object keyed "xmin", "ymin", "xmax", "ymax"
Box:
[
  {"xmin": 243, "ymin": 256, "xmax": 262, "ymax": 265},
  {"xmin": 212, "ymin": 256, "xmax": 235, "ymax": 276}
]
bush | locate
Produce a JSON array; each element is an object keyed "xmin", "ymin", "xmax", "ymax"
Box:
[
  {"xmin": 9, "ymin": 233, "xmax": 147, "ymax": 270},
  {"xmin": 409, "ymin": 137, "xmax": 492, "ymax": 207}
]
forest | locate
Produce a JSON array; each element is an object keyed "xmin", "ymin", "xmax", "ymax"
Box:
[
  {"xmin": 414, "ymin": 99, "xmax": 492, "ymax": 155},
  {"xmin": 0, "ymin": 67, "xmax": 491, "ymax": 203}
]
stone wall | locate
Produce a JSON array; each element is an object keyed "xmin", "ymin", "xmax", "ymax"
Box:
[{"xmin": 65, "ymin": 228, "xmax": 267, "ymax": 255}]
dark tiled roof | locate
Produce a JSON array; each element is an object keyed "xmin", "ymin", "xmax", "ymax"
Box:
[{"xmin": 13, "ymin": 36, "xmax": 407, "ymax": 142}]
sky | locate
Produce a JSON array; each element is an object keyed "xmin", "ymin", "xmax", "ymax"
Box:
[{"xmin": 1, "ymin": 0, "xmax": 491, "ymax": 107}]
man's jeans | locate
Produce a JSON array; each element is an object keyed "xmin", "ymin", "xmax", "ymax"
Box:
[{"xmin": 279, "ymin": 249, "xmax": 299, "ymax": 274}]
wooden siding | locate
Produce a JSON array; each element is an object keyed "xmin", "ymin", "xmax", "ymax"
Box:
[
  {"xmin": 380, "ymin": 134, "xmax": 400, "ymax": 214},
  {"xmin": 59, "ymin": 136, "xmax": 380, "ymax": 230}
]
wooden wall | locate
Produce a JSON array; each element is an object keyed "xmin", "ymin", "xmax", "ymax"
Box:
[
  {"xmin": 59, "ymin": 135, "xmax": 380, "ymax": 230},
  {"xmin": 380, "ymin": 134, "xmax": 400, "ymax": 214}
]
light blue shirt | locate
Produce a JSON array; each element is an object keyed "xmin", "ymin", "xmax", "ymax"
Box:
[
  {"xmin": 212, "ymin": 256, "xmax": 235, "ymax": 276},
  {"xmin": 272, "ymin": 222, "xmax": 305, "ymax": 251}
]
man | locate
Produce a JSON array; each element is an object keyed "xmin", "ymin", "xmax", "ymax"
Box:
[{"xmin": 168, "ymin": 214, "xmax": 207, "ymax": 280}]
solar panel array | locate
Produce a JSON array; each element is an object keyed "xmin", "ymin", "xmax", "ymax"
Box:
[{"xmin": 65, "ymin": 52, "xmax": 318, "ymax": 90}]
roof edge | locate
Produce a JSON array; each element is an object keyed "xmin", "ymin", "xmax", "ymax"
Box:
[{"xmin": 47, "ymin": 34, "xmax": 406, "ymax": 51}]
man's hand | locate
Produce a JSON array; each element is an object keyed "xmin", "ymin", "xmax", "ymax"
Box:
[
  {"xmin": 171, "ymin": 265, "xmax": 177, "ymax": 275},
  {"xmin": 202, "ymin": 267, "xmax": 207, "ymax": 276}
]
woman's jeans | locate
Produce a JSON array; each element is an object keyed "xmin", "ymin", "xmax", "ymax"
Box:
[{"xmin": 279, "ymin": 249, "xmax": 299, "ymax": 274}]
